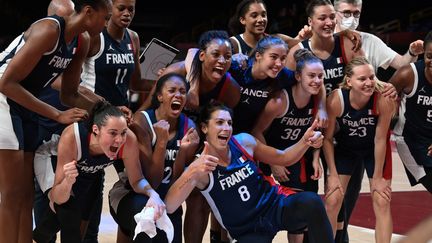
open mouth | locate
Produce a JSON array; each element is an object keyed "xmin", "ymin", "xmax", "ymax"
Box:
[
  {"xmin": 109, "ymin": 146, "xmax": 118, "ymax": 153},
  {"xmin": 171, "ymin": 101, "xmax": 182, "ymax": 111},
  {"xmin": 218, "ymin": 135, "xmax": 229, "ymax": 142},
  {"xmin": 213, "ymin": 66, "xmax": 224, "ymax": 75}
]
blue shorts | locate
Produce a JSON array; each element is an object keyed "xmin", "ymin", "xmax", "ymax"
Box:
[{"xmin": 335, "ymin": 145, "xmax": 392, "ymax": 179}]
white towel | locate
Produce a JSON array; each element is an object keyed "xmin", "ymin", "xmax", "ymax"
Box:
[{"xmin": 133, "ymin": 207, "xmax": 174, "ymax": 243}]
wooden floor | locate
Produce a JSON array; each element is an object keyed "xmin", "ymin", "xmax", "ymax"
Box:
[{"xmin": 51, "ymin": 143, "xmax": 429, "ymax": 243}]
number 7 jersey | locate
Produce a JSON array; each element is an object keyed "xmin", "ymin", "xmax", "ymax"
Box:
[{"xmin": 201, "ymin": 136, "xmax": 295, "ymax": 238}]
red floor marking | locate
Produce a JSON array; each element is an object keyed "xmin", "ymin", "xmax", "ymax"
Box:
[{"xmin": 349, "ymin": 191, "xmax": 432, "ymax": 234}]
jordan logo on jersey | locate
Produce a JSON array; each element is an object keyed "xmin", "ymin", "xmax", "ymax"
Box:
[
  {"xmin": 242, "ymin": 97, "xmax": 250, "ymax": 104},
  {"xmin": 419, "ymin": 86, "xmax": 427, "ymax": 93},
  {"xmin": 108, "ymin": 44, "xmax": 115, "ymax": 51}
]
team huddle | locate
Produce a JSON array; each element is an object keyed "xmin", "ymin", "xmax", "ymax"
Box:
[{"xmin": 0, "ymin": 0, "xmax": 430, "ymax": 243}]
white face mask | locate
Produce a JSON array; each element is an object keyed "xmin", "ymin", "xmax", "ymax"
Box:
[{"xmin": 340, "ymin": 16, "xmax": 359, "ymax": 30}]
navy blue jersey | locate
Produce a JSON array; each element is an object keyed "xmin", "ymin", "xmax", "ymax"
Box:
[
  {"xmin": 201, "ymin": 137, "xmax": 295, "ymax": 238},
  {"xmin": 265, "ymin": 88, "xmax": 317, "ymax": 148},
  {"xmin": 38, "ymin": 87, "xmax": 68, "ymax": 132},
  {"xmin": 301, "ymin": 35, "xmax": 346, "ymax": 94},
  {"xmin": 401, "ymin": 61, "xmax": 432, "ymax": 142},
  {"xmin": 183, "ymin": 73, "xmax": 235, "ymax": 123},
  {"xmin": 230, "ymin": 34, "xmax": 253, "ymax": 56},
  {"xmin": 72, "ymin": 122, "xmax": 123, "ymax": 198},
  {"xmin": 143, "ymin": 109, "xmax": 189, "ymax": 199},
  {"xmin": 335, "ymin": 89, "xmax": 378, "ymax": 155},
  {"xmin": 264, "ymin": 88, "xmax": 317, "ymax": 186},
  {"xmin": 230, "ymin": 62, "xmax": 295, "ymax": 133},
  {"xmin": 0, "ymin": 15, "xmax": 79, "ymax": 96},
  {"xmin": 81, "ymin": 28, "xmax": 135, "ymax": 106}
]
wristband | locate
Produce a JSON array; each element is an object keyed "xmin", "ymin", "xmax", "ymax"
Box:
[{"xmin": 408, "ymin": 49, "xmax": 417, "ymax": 57}]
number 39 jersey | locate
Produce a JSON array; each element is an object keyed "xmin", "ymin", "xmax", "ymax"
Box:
[
  {"xmin": 201, "ymin": 136, "xmax": 295, "ymax": 238},
  {"xmin": 265, "ymin": 88, "xmax": 317, "ymax": 148},
  {"xmin": 335, "ymin": 88, "xmax": 378, "ymax": 155}
]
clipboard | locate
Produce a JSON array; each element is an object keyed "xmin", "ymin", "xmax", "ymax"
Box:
[{"xmin": 140, "ymin": 38, "xmax": 179, "ymax": 81}]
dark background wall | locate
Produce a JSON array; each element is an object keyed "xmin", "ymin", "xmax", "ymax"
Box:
[{"xmin": 0, "ymin": 0, "xmax": 430, "ymax": 58}]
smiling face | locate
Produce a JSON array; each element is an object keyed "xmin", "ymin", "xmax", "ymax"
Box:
[
  {"xmin": 346, "ymin": 64, "xmax": 376, "ymax": 97},
  {"xmin": 199, "ymin": 39, "xmax": 232, "ymax": 84},
  {"xmin": 110, "ymin": 0, "xmax": 135, "ymax": 28},
  {"xmin": 157, "ymin": 76, "xmax": 187, "ymax": 118},
  {"xmin": 255, "ymin": 44, "xmax": 287, "ymax": 78},
  {"xmin": 309, "ymin": 4, "xmax": 336, "ymax": 39},
  {"xmin": 201, "ymin": 109, "xmax": 233, "ymax": 150},
  {"xmin": 92, "ymin": 116, "xmax": 128, "ymax": 159},
  {"xmin": 240, "ymin": 2, "xmax": 267, "ymax": 35},
  {"xmin": 297, "ymin": 61, "xmax": 324, "ymax": 95}
]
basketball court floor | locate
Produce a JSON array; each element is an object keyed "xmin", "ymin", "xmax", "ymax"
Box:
[{"xmin": 51, "ymin": 140, "xmax": 432, "ymax": 242}]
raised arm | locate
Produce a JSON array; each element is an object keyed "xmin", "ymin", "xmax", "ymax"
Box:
[
  {"xmin": 388, "ymin": 63, "xmax": 415, "ymax": 95},
  {"xmin": 390, "ymin": 40, "xmax": 423, "ymax": 70},
  {"xmin": 49, "ymin": 125, "xmax": 79, "ymax": 204},
  {"xmin": 285, "ymin": 43, "xmax": 301, "ymax": 71},
  {"xmin": 165, "ymin": 142, "xmax": 217, "ymax": 214},
  {"xmin": 241, "ymin": 119, "xmax": 322, "ymax": 166},
  {"xmin": 129, "ymin": 111, "xmax": 168, "ymax": 189},
  {"xmin": 172, "ymin": 120, "xmax": 200, "ymax": 181}
]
